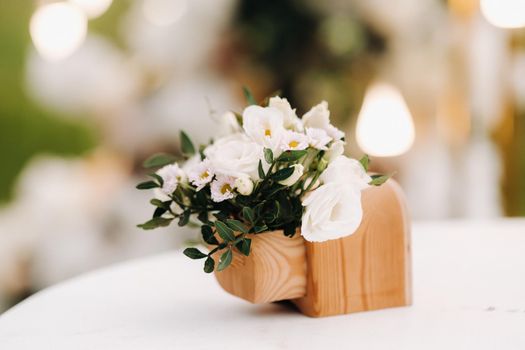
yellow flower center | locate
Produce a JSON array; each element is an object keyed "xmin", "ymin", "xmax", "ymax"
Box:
[
  {"xmin": 200, "ymin": 171, "xmax": 209, "ymax": 179},
  {"xmin": 288, "ymin": 140, "xmax": 299, "ymax": 148},
  {"xmin": 220, "ymin": 183, "xmax": 232, "ymax": 194},
  {"xmin": 264, "ymin": 129, "xmax": 272, "ymax": 137}
]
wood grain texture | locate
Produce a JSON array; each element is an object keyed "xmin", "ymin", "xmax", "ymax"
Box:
[
  {"xmin": 214, "ymin": 231, "xmax": 306, "ymax": 304},
  {"xmin": 292, "ymin": 179, "xmax": 412, "ymax": 317},
  {"xmin": 214, "ymin": 179, "xmax": 411, "ymax": 317}
]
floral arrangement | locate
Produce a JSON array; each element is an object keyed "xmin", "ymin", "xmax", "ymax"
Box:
[{"xmin": 137, "ymin": 90, "xmax": 389, "ymax": 273}]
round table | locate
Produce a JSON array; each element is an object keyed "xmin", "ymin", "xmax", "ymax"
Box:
[{"xmin": 1, "ymin": 220, "xmax": 525, "ymax": 349}]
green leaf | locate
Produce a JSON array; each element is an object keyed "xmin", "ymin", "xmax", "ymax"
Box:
[
  {"xmin": 178, "ymin": 210, "xmax": 191, "ymax": 226},
  {"xmin": 143, "ymin": 153, "xmax": 177, "ymax": 168},
  {"xmin": 258, "ymin": 160, "xmax": 265, "ymax": 179},
  {"xmin": 204, "ymin": 256, "xmax": 215, "ymax": 273},
  {"xmin": 215, "ymin": 221, "xmax": 235, "ymax": 242},
  {"xmin": 183, "ymin": 247, "xmax": 207, "ymax": 259},
  {"xmin": 242, "ymin": 207, "xmax": 255, "ymax": 224},
  {"xmin": 180, "ymin": 130, "xmax": 196, "ymax": 156},
  {"xmin": 150, "ymin": 199, "xmax": 170, "ymax": 208},
  {"xmin": 271, "ymin": 167, "xmax": 294, "ymax": 181},
  {"xmin": 201, "ymin": 225, "xmax": 219, "ymax": 245},
  {"xmin": 359, "ymin": 154, "xmax": 370, "ymax": 172},
  {"xmin": 253, "ymin": 225, "xmax": 268, "ymax": 233},
  {"xmin": 197, "ymin": 211, "xmax": 211, "ymax": 224},
  {"xmin": 149, "ymin": 173, "xmax": 164, "ymax": 186},
  {"xmin": 153, "ymin": 206, "xmax": 168, "ymax": 218},
  {"xmin": 264, "ymin": 148, "xmax": 273, "ymax": 164},
  {"xmin": 226, "ymin": 219, "xmax": 249, "ymax": 233},
  {"xmin": 237, "ymin": 238, "xmax": 251, "ymax": 256},
  {"xmin": 283, "ymin": 222, "xmax": 297, "ymax": 237},
  {"xmin": 136, "ymin": 181, "xmax": 159, "ymax": 190},
  {"xmin": 137, "ymin": 217, "xmax": 172, "ymax": 230},
  {"xmin": 277, "ymin": 150, "xmax": 307, "ymax": 162},
  {"xmin": 369, "ymin": 174, "xmax": 392, "ymax": 186},
  {"xmin": 242, "ymin": 86, "xmax": 257, "ymax": 105},
  {"xmin": 218, "ymin": 249, "xmax": 233, "ymax": 271}
]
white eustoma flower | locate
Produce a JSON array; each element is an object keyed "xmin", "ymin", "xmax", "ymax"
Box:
[
  {"xmin": 302, "ymin": 101, "xmax": 345, "ymax": 140},
  {"xmin": 278, "ymin": 164, "xmax": 304, "ymax": 186},
  {"xmin": 324, "ymin": 140, "xmax": 345, "ymax": 163},
  {"xmin": 320, "ymin": 155, "xmax": 371, "ymax": 190},
  {"xmin": 210, "ymin": 175, "xmax": 236, "ymax": 202},
  {"xmin": 301, "ymin": 183, "xmax": 363, "ymax": 242},
  {"xmin": 306, "ymin": 127, "xmax": 332, "ymax": 150},
  {"xmin": 268, "ymin": 96, "xmax": 303, "ymax": 131},
  {"xmin": 242, "ymin": 105, "xmax": 286, "ymax": 151},
  {"xmin": 156, "ymin": 163, "xmax": 185, "ymax": 195},
  {"xmin": 280, "ymin": 130, "xmax": 309, "ymax": 151},
  {"xmin": 188, "ymin": 160, "xmax": 214, "ymax": 191},
  {"xmin": 234, "ymin": 175, "xmax": 254, "ymax": 195},
  {"xmin": 204, "ymin": 133, "xmax": 263, "ymax": 181}
]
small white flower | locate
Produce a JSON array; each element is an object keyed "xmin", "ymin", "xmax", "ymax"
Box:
[
  {"xmin": 280, "ymin": 130, "xmax": 309, "ymax": 151},
  {"xmin": 204, "ymin": 134, "xmax": 264, "ymax": 181},
  {"xmin": 324, "ymin": 140, "xmax": 345, "ymax": 163},
  {"xmin": 268, "ymin": 96, "xmax": 303, "ymax": 131},
  {"xmin": 242, "ymin": 105, "xmax": 286, "ymax": 151},
  {"xmin": 188, "ymin": 160, "xmax": 214, "ymax": 191},
  {"xmin": 279, "ymin": 164, "xmax": 304, "ymax": 186},
  {"xmin": 306, "ymin": 127, "xmax": 332, "ymax": 150},
  {"xmin": 320, "ymin": 155, "xmax": 371, "ymax": 190},
  {"xmin": 156, "ymin": 163, "xmax": 185, "ymax": 195},
  {"xmin": 210, "ymin": 175, "xmax": 236, "ymax": 202},
  {"xmin": 302, "ymin": 101, "xmax": 344, "ymax": 140},
  {"xmin": 301, "ymin": 183, "xmax": 363, "ymax": 242},
  {"xmin": 234, "ymin": 175, "xmax": 254, "ymax": 195}
]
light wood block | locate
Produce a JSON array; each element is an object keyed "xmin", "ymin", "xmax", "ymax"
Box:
[
  {"xmin": 214, "ymin": 179, "xmax": 412, "ymax": 317},
  {"xmin": 292, "ymin": 180, "xmax": 412, "ymax": 317},
  {"xmin": 214, "ymin": 230, "xmax": 306, "ymax": 304}
]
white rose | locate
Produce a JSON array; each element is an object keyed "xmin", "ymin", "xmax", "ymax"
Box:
[
  {"xmin": 278, "ymin": 164, "xmax": 304, "ymax": 186},
  {"xmin": 204, "ymin": 134, "xmax": 263, "ymax": 181},
  {"xmin": 320, "ymin": 155, "xmax": 371, "ymax": 190},
  {"xmin": 156, "ymin": 163, "xmax": 185, "ymax": 195},
  {"xmin": 302, "ymin": 101, "xmax": 345, "ymax": 140},
  {"xmin": 242, "ymin": 105, "xmax": 286, "ymax": 152},
  {"xmin": 301, "ymin": 183, "xmax": 363, "ymax": 242},
  {"xmin": 324, "ymin": 140, "xmax": 345, "ymax": 163},
  {"xmin": 234, "ymin": 175, "xmax": 254, "ymax": 195},
  {"xmin": 268, "ymin": 96, "xmax": 303, "ymax": 131}
]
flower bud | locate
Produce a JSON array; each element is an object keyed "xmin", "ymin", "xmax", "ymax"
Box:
[
  {"xmin": 324, "ymin": 140, "xmax": 345, "ymax": 163},
  {"xmin": 279, "ymin": 164, "xmax": 304, "ymax": 186},
  {"xmin": 234, "ymin": 175, "xmax": 254, "ymax": 195}
]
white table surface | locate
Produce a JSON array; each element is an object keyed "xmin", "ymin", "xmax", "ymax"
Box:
[{"xmin": 1, "ymin": 220, "xmax": 525, "ymax": 349}]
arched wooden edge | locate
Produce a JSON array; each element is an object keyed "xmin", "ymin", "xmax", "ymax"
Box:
[
  {"xmin": 214, "ymin": 180, "xmax": 412, "ymax": 317},
  {"xmin": 292, "ymin": 180, "xmax": 412, "ymax": 317}
]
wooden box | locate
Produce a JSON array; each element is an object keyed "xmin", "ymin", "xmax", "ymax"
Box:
[{"xmin": 214, "ymin": 180, "xmax": 412, "ymax": 317}]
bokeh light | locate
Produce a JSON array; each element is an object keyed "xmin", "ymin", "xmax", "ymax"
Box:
[
  {"xmin": 480, "ymin": 0, "xmax": 525, "ymax": 29},
  {"xmin": 29, "ymin": 3, "xmax": 87, "ymax": 61},
  {"xmin": 356, "ymin": 83, "xmax": 415, "ymax": 157},
  {"xmin": 142, "ymin": 0, "xmax": 188, "ymax": 27}
]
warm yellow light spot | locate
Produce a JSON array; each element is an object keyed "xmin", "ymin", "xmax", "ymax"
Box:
[
  {"xmin": 264, "ymin": 129, "xmax": 272, "ymax": 137},
  {"xmin": 288, "ymin": 140, "xmax": 299, "ymax": 148},
  {"xmin": 356, "ymin": 83, "xmax": 415, "ymax": 157},
  {"xmin": 220, "ymin": 184, "xmax": 232, "ymax": 194},
  {"xmin": 200, "ymin": 171, "xmax": 209, "ymax": 179}
]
